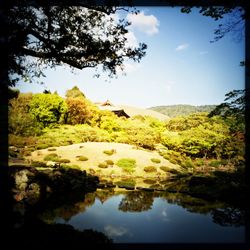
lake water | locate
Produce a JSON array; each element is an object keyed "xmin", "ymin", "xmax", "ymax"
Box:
[{"xmin": 40, "ymin": 189, "xmax": 245, "ymax": 243}]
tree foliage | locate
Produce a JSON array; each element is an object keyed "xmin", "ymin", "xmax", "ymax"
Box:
[
  {"xmin": 8, "ymin": 92, "xmax": 42, "ymax": 136},
  {"xmin": 8, "ymin": 4, "xmax": 147, "ymax": 86},
  {"xmin": 209, "ymin": 89, "xmax": 245, "ymax": 133},
  {"xmin": 29, "ymin": 93, "xmax": 68, "ymax": 127},
  {"xmin": 65, "ymin": 86, "xmax": 86, "ymax": 99},
  {"xmin": 150, "ymin": 105, "xmax": 216, "ymax": 118},
  {"xmin": 180, "ymin": 6, "xmax": 245, "ymax": 43},
  {"xmin": 65, "ymin": 97, "xmax": 94, "ymax": 125}
]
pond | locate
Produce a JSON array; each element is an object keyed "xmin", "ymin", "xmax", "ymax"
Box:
[{"xmin": 38, "ymin": 189, "xmax": 245, "ymax": 243}]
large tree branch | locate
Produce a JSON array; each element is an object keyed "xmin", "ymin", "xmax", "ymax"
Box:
[{"xmin": 21, "ymin": 47, "xmax": 98, "ymax": 69}]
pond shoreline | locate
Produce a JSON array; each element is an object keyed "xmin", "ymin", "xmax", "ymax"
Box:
[{"xmin": 9, "ymin": 162, "xmax": 249, "ymax": 209}]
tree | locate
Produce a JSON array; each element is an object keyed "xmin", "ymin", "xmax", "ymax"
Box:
[
  {"xmin": 209, "ymin": 89, "xmax": 245, "ymax": 133},
  {"xmin": 29, "ymin": 93, "xmax": 68, "ymax": 127},
  {"xmin": 180, "ymin": 5, "xmax": 245, "ymax": 43},
  {"xmin": 8, "ymin": 92, "xmax": 43, "ymax": 135},
  {"xmin": 65, "ymin": 86, "xmax": 85, "ymax": 99},
  {"xmin": 65, "ymin": 97, "xmax": 93, "ymax": 125},
  {"xmin": 7, "ymin": 3, "xmax": 147, "ymax": 86}
]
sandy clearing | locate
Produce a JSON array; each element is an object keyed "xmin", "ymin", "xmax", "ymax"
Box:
[{"xmin": 27, "ymin": 142, "xmax": 180, "ymax": 178}]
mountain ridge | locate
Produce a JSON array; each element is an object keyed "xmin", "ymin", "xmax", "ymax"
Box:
[{"xmin": 148, "ymin": 104, "xmax": 216, "ymax": 118}]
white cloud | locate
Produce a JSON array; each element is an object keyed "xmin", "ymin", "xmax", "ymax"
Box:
[
  {"xmin": 161, "ymin": 209, "xmax": 170, "ymax": 222},
  {"xmin": 127, "ymin": 11, "xmax": 159, "ymax": 35},
  {"xmin": 125, "ymin": 31, "xmax": 138, "ymax": 48},
  {"xmin": 175, "ymin": 43, "xmax": 189, "ymax": 51},
  {"xmin": 199, "ymin": 51, "xmax": 208, "ymax": 55},
  {"xmin": 104, "ymin": 225, "xmax": 128, "ymax": 237}
]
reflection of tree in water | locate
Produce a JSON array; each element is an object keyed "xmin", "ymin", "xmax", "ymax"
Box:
[
  {"xmin": 118, "ymin": 191, "xmax": 154, "ymax": 212},
  {"xmin": 40, "ymin": 192, "xmax": 96, "ymax": 223},
  {"xmin": 211, "ymin": 207, "xmax": 245, "ymax": 227},
  {"xmin": 95, "ymin": 189, "xmax": 115, "ymax": 204},
  {"xmin": 159, "ymin": 192, "xmax": 245, "ymax": 227}
]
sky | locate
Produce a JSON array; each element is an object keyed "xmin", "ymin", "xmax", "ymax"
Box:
[{"xmin": 16, "ymin": 7, "xmax": 245, "ymax": 109}]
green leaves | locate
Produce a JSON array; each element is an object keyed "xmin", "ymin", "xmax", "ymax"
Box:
[
  {"xmin": 29, "ymin": 93, "xmax": 67, "ymax": 127},
  {"xmin": 9, "ymin": 6, "xmax": 147, "ymax": 85}
]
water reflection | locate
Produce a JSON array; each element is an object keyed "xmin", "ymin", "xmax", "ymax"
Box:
[
  {"xmin": 36, "ymin": 189, "xmax": 245, "ymax": 243},
  {"xmin": 118, "ymin": 191, "xmax": 154, "ymax": 212}
]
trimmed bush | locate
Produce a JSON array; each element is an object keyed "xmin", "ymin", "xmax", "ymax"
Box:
[
  {"xmin": 160, "ymin": 166, "xmax": 171, "ymax": 172},
  {"xmin": 43, "ymin": 153, "xmax": 59, "ymax": 161},
  {"xmin": 36, "ymin": 144, "xmax": 49, "ymax": 150},
  {"xmin": 105, "ymin": 160, "xmax": 114, "ymax": 165},
  {"xmin": 48, "ymin": 148, "xmax": 57, "ymax": 151},
  {"xmin": 78, "ymin": 156, "xmax": 89, "ymax": 161},
  {"xmin": 150, "ymin": 158, "xmax": 161, "ymax": 164},
  {"xmin": 143, "ymin": 179, "xmax": 157, "ymax": 184},
  {"xmin": 58, "ymin": 158, "xmax": 71, "ymax": 163},
  {"xmin": 103, "ymin": 149, "xmax": 116, "ymax": 155},
  {"xmin": 116, "ymin": 158, "xmax": 136, "ymax": 173},
  {"xmin": 98, "ymin": 162, "xmax": 108, "ymax": 168},
  {"xmin": 144, "ymin": 166, "xmax": 157, "ymax": 173}
]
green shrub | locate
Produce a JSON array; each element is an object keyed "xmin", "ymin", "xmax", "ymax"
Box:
[
  {"xmin": 150, "ymin": 158, "xmax": 161, "ymax": 164},
  {"xmin": 98, "ymin": 162, "xmax": 108, "ymax": 168},
  {"xmin": 61, "ymin": 164, "xmax": 81, "ymax": 170},
  {"xmin": 48, "ymin": 148, "xmax": 57, "ymax": 151},
  {"xmin": 143, "ymin": 179, "xmax": 157, "ymax": 184},
  {"xmin": 77, "ymin": 156, "xmax": 89, "ymax": 161},
  {"xmin": 58, "ymin": 158, "xmax": 71, "ymax": 163},
  {"xmin": 144, "ymin": 166, "xmax": 157, "ymax": 173},
  {"xmin": 36, "ymin": 144, "xmax": 49, "ymax": 150},
  {"xmin": 105, "ymin": 160, "xmax": 114, "ymax": 165},
  {"xmin": 43, "ymin": 153, "xmax": 59, "ymax": 161},
  {"xmin": 160, "ymin": 166, "xmax": 171, "ymax": 172},
  {"xmin": 116, "ymin": 158, "xmax": 136, "ymax": 173},
  {"xmin": 103, "ymin": 149, "xmax": 116, "ymax": 155}
]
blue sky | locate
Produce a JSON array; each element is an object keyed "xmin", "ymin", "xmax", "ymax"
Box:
[{"xmin": 17, "ymin": 7, "xmax": 245, "ymax": 108}]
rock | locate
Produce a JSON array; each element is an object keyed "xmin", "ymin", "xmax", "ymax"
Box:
[
  {"xmin": 46, "ymin": 161, "xmax": 59, "ymax": 168},
  {"xmin": 9, "ymin": 146, "xmax": 18, "ymax": 152}
]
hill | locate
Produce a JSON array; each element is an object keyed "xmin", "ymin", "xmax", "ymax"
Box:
[
  {"xmin": 117, "ymin": 105, "xmax": 169, "ymax": 121},
  {"xmin": 148, "ymin": 104, "xmax": 216, "ymax": 118}
]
